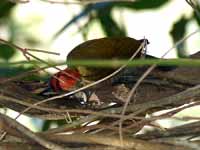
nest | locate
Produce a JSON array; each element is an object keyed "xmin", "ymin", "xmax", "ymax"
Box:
[{"xmin": 0, "ymin": 51, "xmax": 200, "ymax": 150}]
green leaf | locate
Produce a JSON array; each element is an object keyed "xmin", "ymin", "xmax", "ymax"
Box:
[
  {"xmin": 0, "ymin": 66, "xmax": 32, "ymax": 77},
  {"xmin": 41, "ymin": 120, "xmax": 52, "ymax": 131},
  {"xmin": 96, "ymin": 7, "xmax": 126, "ymax": 36},
  {"xmin": 193, "ymin": 12, "xmax": 200, "ymax": 26},
  {"xmin": 0, "ymin": 44, "xmax": 16, "ymax": 61},
  {"xmin": 75, "ymin": 18, "xmax": 95, "ymax": 40},
  {"xmin": 42, "ymin": 120, "xmax": 72, "ymax": 131},
  {"xmin": 0, "ymin": 0, "xmax": 15, "ymax": 18},
  {"xmin": 53, "ymin": 2, "xmax": 112, "ymax": 38},
  {"xmin": 170, "ymin": 16, "xmax": 189, "ymax": 58},
  {"xmin": 112, "ymin": 0, "xmax": 170, "ymax": 10}
]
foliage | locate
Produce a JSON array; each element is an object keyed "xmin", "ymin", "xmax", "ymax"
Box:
[
  {"xmin": 170, "ymin": 16, "xmax": 189, "ymax": 57},
  {"xmin": 0, "ymin": 44, "xmax": 16, "ymax": 61},
  {"xmin": 54, "ymin": 0, "xmax": 200, "ymax": 58},
  {"xmin": 0, "ymin": 0, "xmax": 15, "ymax": 18},
  {"xmin": 0, "ymin": 1, "xmax": 200, "ymax": 149}
]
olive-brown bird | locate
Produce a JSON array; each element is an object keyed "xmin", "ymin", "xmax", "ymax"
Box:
[{"xmin": 50, "ymin": 37, "xmax": 148, "ymax": 91}]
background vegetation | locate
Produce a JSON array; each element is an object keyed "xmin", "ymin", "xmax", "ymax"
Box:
[{"xmin": 0, "ymin": 0, "xmax": 200, "ymax": 150}]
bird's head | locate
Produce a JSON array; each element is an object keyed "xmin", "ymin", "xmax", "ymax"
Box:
[{"xmin": 50, "ymin": 68, "xmax": 81, "ymax": 92}]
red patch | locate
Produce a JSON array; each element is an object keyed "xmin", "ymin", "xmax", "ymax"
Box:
[{"xmin": 50, "ymin": 68, "xmax": 80, "ymax": 91}]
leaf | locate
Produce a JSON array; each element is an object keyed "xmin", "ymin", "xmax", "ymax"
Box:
[
  {"xmin": 42, "ymin": 120, "xmax": 67, "ymax": 131},
  {"xmin": 96, "ymin": 6, "xmax": 126, "ymax": 36},
  {"xmin": 74, "ymin": 18, "xmax": 95, "ymax": 40},
  {"xmin": 193, "ymin": 4, "xmax": 200, "ymax": 26},
  {"xmin": 54, "ymin": 1, "xmax": 170, "ymax": 38},
  {"xmin": 112, "ymin": 0, "xmax": 170, "ymax": 10},
  {"xmin": 0, "ymin": 67, "xmax": 30, "ymax": 77},
  {"xmin": 0, "ymin": 44, "xmax": 16, "ymax": 61},
  {"xmin": 0, "ymin": 0, "xmax": 15, "ymax": 18},
  {"xmin": 170, "ymin": 16, "xmax": 189, "ymax": 58},
  {"xmin": 41, "ymin": 120, "xmax": 51, "ymax": 131},
  {"xmin": 53, "ymin": 2, "xmax": 112, "ymax": 38}
]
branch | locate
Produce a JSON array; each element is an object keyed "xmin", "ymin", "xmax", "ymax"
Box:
[{"xmin": 0, "ymin": 113, "xmax": 68, "ymax": 150}]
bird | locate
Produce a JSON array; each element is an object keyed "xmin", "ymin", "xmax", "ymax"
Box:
[{"xmin": 50, "ymin": 37, "xmax": 148, "ymax": 92}]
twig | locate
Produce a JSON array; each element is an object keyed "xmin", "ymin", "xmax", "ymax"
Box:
[
  {"xmin": 0, "ymin": 94, "xmax": 122, "ymax": 119},
  {"xmin": 119, "ymin": 28, "xmax": 200, "ymax": 144},
  {"xmin": 41, "ymin": 133, "xmax": 189, "ymax": 150},
  {"xmin": 1, "ymin": 69, "xmax": 44, "ymax": 84},
  {"xmin": 0, "ymin": 113, "xmax": 68, "ymax": 150},
  {"xmin": 26, "ymin": 48, "xmax": 60, "ymax": 55},
  {"xmin": 186, "ymin": 0, "xmax": 200, "ymax": 19},
  {"xmin": 0, "ymin": 38, "xmax": 80, "ymax": 82},
  {"xmin": 125, "ymin": 101, "xmax": 200, "ymax": 132},
  {"xmin": 136, "ymin": 120, "xmax": 200, "ymax": 140},
  {"xmin": 15, "ymin": 38, "xmax": 146, "ymax": 119},
  {"xmin": 118, "ymin": 39, "xmax": 148, "ymax": 145}
]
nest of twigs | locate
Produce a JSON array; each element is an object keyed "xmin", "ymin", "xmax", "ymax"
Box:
[
  {"xmin": 1, "ymin": 0, "xmax": 200, "ymax": 149},
  {"xmin": 0, "ymin": 46, "xmax": 200, "ymax": 150}
]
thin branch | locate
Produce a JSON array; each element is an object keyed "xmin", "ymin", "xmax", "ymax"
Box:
[
  {"xmin": 119, "ymin": 40, "xmax": 149, "ymax": 145},
  {"xmin": 0, "ymin": 38, "xmax": 80, "ymax": 82},
  {"xmin": 0, "ymin": 94, "xmax": 122, "ymax": 119},
  {"xmin": 125, "ymin": 102, "xmax": 200, "ymax": 132},
  {"xmin": 119, "ymin": 28, "xmax": 200, "ymax": 143},
  {"xmin": 0, "ymin": 113, "xmax": 68, "ymax": 150},
  {"xmin": 15, "ymin": 38, "xmax": 146, "ymax": 120},
  {"xmin": 41, "ymin": 133, "xmax": 189, "ymax": 150},
  {"xmin": 186, "ymin": 0, "xmax": 200, "ymax": 19},
  {"xmin": 26, "ymin": 48, "xmax": 60, "ymax": 56},
  {"xmin": 136, "ymin": 120, "xmax": 200, "ymax": 140}
]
